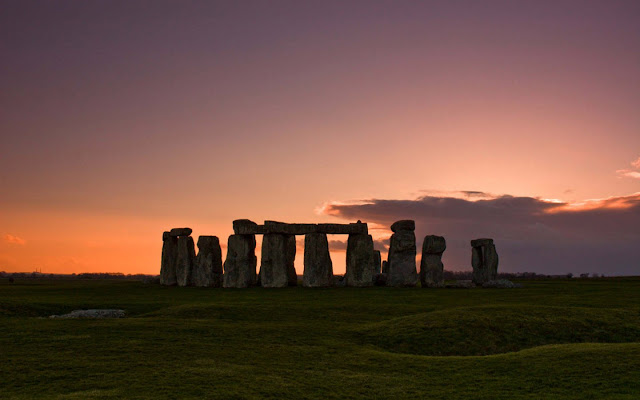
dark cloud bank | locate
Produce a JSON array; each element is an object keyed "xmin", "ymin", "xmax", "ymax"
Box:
[{"xmin": 324, "ymin": 192, "xmax": 640, "ymax": 276}]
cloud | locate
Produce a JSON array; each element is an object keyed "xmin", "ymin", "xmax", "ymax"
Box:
[
  {"xmin": 617, "ymin": 157, "xmax": 640, "ymax": 179},
  {"xmin": 321, "ymin": 192, "xmax": 640, "ymax": 275},
  {"xmin": 618, "ymin": 170, "xmax": 640, "ymax": 180},
  {"xmin": 3, "ymin": 234, "xmax": 26, "ymax": 246}
]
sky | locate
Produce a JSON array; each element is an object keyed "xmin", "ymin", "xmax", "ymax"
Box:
[{"xmin": 1, "ymin": 0, "xmax": 639, "ymax": 276}]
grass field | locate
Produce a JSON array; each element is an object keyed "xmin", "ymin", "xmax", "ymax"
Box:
[{"xmin": 1, "ymin": 278, "xmax": 639, "ymax": 399}]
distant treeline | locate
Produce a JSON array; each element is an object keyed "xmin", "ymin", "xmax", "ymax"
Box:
[
  {"xmin": 444, "ymin": 271, "xmax": 605, "ymax": 280},
  {"xmin": 1, "ymin": 271, "xmax": 610, "ymax": 282},
  {"xmin": 0, "ymin": 271, "xmax": 160, "ymax": 283}
]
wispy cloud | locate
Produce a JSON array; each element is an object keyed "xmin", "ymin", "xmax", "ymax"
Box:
[
  {"xmin": 321, "ymin": 192, "xmax": 640, "ymax": 275},
  {"xmin": 617, "ymin": 157, "xmax": 640, "ymax": 179},
  {"xmin": 3, "ymin": 234, "xmax": 26, "ymax": 246}
]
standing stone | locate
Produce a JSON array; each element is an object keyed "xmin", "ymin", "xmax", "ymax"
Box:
[
  {"xmin": 260, "ymin": 233, "xmax": 291, "ymax": 288},
  {"xmin": 381, "ymin": 260, "xmax": 389, "ymax": 274},
  {"xmin": 420, "ymin": 235, "xmax": 446, "ymax": 288},
  {"xmin": 223, "ymin": 234, "xmax": 257, "ymax": 288},
  {"xmin": 471, "ymin": 238, "xmax": 499, "ymax": 285},
  {"xmin": 176, "ymin": 236, "xmax": 196, "ymax": 286},
  {"xmin": 345, "ymin": 234, "xmax": 374, "ymax": 287},
  {"xmin": 160, "ymin": 232, "xmax": 178, "ymax": 286},
  {"xmin": 192, "ymin": 236, "xmax": 223, "ymax": 287},
  {"xmin": 372, "ymin": 250, "xmax": 382, "ymax": 274},
  {"xmin": 286, "ymin": 235, "xmax": 298, "ymax": 286},
  {"xmin": 303, "ymin": 233, "xmax": 333, "ymax": 287},
  {"xmin": 387, "ymin": 220, "xmax": 417, "ymax": 287}
]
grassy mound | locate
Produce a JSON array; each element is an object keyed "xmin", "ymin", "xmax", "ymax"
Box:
[{"xmin": 358, "ymin": 305, "xmax": 640, "ymax": 356}]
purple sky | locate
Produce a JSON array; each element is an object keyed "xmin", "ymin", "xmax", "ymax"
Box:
[{"xmin": 1, "ymin": 1, "xmax": 639, "ymax": 275}]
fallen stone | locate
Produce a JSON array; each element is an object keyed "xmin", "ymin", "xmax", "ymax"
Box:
[
  {"xmin": 391, "ymin": 220, "xmax": 415, "ymax": 232},
  {"xmin": 223, "ymin": 234, "xmax": 257, "ymax": 288},
  {"xmin": 49, "ymin": 309, "xmax": 125, "ymax": 319},
  {"xmin": 176, "ymin": 236, "xmax": 196, "ymax": 286},
  {"xmin": 345, "ymin": 233, "xmax": 374, "ymax": 287},
  {"xmin": 445, "ymin": 280, "xmax": 476, "ymax": 289},
  {"xmin": 260, "ymin": 233, "xmax": 292, "ymax": 288},
  {"xmin": 170, "ymin": 227, "xmax": 193, "ymax": 237},
  {"xmin": 192, "ymin": 236, "xmax": 223, "ymax": 287},
  {"xmin": 303, "ymin": 233, "xmax": 334, "ymax": 287},
  {"xmin": 160, "ymin": 235, "xmax": 178, "ymax": 286},
  {"xmin": 387, "ymin": 228, "xmax": 417, "ymax": 287},
  {"xmin": 482, "ymin": 279, "xmax": 521, "ymax": 288}
]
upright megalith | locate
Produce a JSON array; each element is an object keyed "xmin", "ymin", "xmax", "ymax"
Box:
[
  {"xmin": 286, "ymin": 235, "xmax": 298, "ymax": 286},
  {"xmin": 303, "ymin": 233, "xmax": 333, "ymax": 287},
  {"xmin": 192, "ymin": 236, "xmax": 223, "ymax": 287},
  {"xmin": 176, "ymin": 236, "xmax": 196, "ymax": 286},
  {"xmin": 260, "ymin": 233, "xmax": 295, "ymax": 288},
  {"xmin": 373, "ymin": 250, "xmax": 382, "ymax": 274},
  {"xmin": 223, "ymin": 234, "xmax": 257, "ymax": 288},
  {"xmin": 471, "ymin": 238, "xmax": 499, "ymax": 285},
  {"xmin": 160, "ymin": 231, "xmax": 178, "ymax": 286},
  {"xmin": 420, "ymin": 235, "xmax": 446, "ymax": 288},
  {"xmin": 387, "ymin": 220, "xmax": 417, "ymax": 287},
  {"xmin": 382, "ymin": 260, "xmax": 389, "ymax": 274},
  {"xmin": 345, "ymin": 234, "xmax": 374, "ymax": 287}
]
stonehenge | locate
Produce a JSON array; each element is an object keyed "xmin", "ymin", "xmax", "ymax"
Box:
[
  {"xmin": 160, "ymin": 220, "xmax": 502, "ymax": 289},
  {"xmin": 160, "ymin": 233, "xmax": 178, "ymax": 286},
  {"xmin": 387, "ymin": 220, "xmax": 418, "ymax": 287},
  {"xmin": 260, "ymin": 233, "xmax": 296, "ymax": 288},
  {"xmin": 420, "ymin": 235, "xmax": 446, "ymax": 288},
  {"xmin": 176, "ymin": 236, "xmax": 196, "ymax": 286},
  {"xmin": 192, "ymin": 236, "xmax": 223, "ymax": 287},
  {"xmin": 303, "ymin": 233, "xmax": 333, "ymax": 287},
  {"xmin": 223, "ymin": 234, "xmax": 257, "ymax": 288},
  {"xmin": 471, "ymin": 238, "xmax": 499, "ymax": 285},
  {"xmin": 345, "ymin": 233, "xmax": 374, "ymax": 287}
]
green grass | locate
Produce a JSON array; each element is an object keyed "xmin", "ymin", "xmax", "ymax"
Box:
[{"xmin": 1, "ymin": 278, "xmax": 639, "ymax": 399}]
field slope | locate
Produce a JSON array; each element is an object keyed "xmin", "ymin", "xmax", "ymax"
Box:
[{"xmin": 1, "ymin": 278, "xmax": 639, "ymax": 399}]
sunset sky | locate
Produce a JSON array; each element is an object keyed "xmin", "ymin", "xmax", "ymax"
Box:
[{"xmin": 1, "ymin": 0, "xmax": 639, "ymax": 275}]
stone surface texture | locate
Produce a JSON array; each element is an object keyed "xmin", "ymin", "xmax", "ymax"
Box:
[
  {"xmin": 192, "ymin": 236, "xmax": 223, "ymax": 287},
  {"xmin": 482, "ymin": 279, "xmax": 521, "ymax": 288},
  {"xmin": 223, "ymin": 234, "xmax": 257, "ymax": 288},
  {"xmin": 420, "ymin": 235, "xmax": 446, "ymax": 288},
  {"xmin": 176, "ymin": 236, "xmax": 196, "ymax": 286},
  {"xmin": 170, "ymin": 227, "xmax": 193, "ymax": 237},
  {"xmin": 387, "ymin": 221, "xmax": 417, "ymax": 287},
  {"xmin": 260, "ymin": 233, "xmax": 293, "ymax": 288},
  {"xmin": 390, "ymin": 220, "xmax": 415, "ymax": 232},
  {"xmin": 471, "ymin": 239, "xmax": 499, "ymax": 285},
  {"xmin": 372, "ymin": 250, "xmax": 382, "ymax": 275},
  {"xmin": 160, "ymin": 235, "xmax": 178, "ymax": 286},
  {"xmin": 303, "ymin": 233, "xmax": 334, "ymax": 287},
  {"xmin": 345, "ymin": 234, "xmax": 374, "ymax": 287}
]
